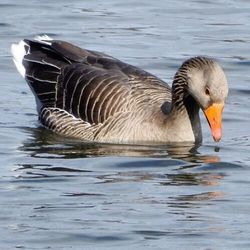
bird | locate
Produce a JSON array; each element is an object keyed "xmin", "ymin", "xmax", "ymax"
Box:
[{"xmin": 11, "ymin": 35, "xmax": 228, "ymax": 144}]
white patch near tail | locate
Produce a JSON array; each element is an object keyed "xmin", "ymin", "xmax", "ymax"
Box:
[
  {"xmin": 34, "ymin": 34, "xmax": 53, "ymax": 45},
  {"xmin": 11, "ymin": 35, "xmax": 54, "ymax": 78},
  {"xmin": 11, "ymin": 40, "xmax": 28, "ymax": 78}
]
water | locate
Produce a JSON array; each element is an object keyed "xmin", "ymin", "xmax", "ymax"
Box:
[{"xmin": 1, "ymin": 0, "xmax": 250, "ymax": 249}]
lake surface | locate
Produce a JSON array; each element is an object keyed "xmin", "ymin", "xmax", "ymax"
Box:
[{"xmin": 1, "ymin": 0, "xmax": 250, "ymax": 249}]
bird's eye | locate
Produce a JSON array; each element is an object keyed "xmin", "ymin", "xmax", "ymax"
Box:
[{"xmin": 205, "ymin": 87, "xmax": 210, "ymax": 96}]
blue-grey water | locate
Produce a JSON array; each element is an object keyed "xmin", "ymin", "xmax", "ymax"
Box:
[{"xmin": 1, "ymin": 0, "xmax": 250, "ymax": 249}]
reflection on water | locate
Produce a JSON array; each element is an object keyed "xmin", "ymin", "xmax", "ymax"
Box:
[
  {"xmin": 15, "ymin": 126, "xmax": 229, "ymax": 205},
  {"xmin": 15, "ymin": 126, "xmax": 227, "ymax": 195},
  {"xmin": 4, "ymin": 126, "xmax": 245, "ymax": 250},
  {"xmin": 19, "ymin": 126, "xmax": 221, "ymax": 163}
]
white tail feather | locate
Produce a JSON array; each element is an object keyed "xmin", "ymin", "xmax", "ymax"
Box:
[
  {"xmin": 34, "ymin": 35, "xmax": 53, "ymax": 45},
  {"xmin": 11, "ymin": 35, "xmax": 54, "ymax": 78},
  {"xmin": 11, "ymin": 40, "xmax": 28, "ymax": 78}
]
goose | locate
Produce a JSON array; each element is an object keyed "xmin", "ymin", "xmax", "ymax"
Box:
[{"xmin": 11, "ymin": 35, "xmax": 228, "ymax": 144}]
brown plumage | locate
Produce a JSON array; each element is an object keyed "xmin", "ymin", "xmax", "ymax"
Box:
[{"xmin": 11, "ymin": 35, "xmax": 228, "ymax": 144}]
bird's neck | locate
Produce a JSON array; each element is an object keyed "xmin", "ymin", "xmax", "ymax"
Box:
[
  {"xmin": 171, "ymin": 68, "xmax": 189, "ymax": 112},
  {"xmin": 167, "ymin": 70, "xmax": 202, "ymax": 143}
]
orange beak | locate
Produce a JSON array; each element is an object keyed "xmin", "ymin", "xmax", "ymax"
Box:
[{"xmin": 203, "ymin": 103, "xmax": 224, "ymax": 142}]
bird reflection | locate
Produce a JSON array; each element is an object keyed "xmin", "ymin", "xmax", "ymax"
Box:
[
  {"xmin": 17, "ymin": 126, "xmax": 221, "ymax": 163},
  {"xmin": 17, "ymin": 126, "xmax": 227, "ymax": 213},
  {"xmin": 18, "ymin": 126, "xmax": 221, "ymax": 163}
]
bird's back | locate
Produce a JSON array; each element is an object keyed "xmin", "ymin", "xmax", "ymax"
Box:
[{"xmin": 11, "ymin": 36, "xmax": 171, "ymax": 143}]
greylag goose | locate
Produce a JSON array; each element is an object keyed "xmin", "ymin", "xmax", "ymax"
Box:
[{"xmin": 11, "ymin": 35, "xmax": 228, "ymax": 144}]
